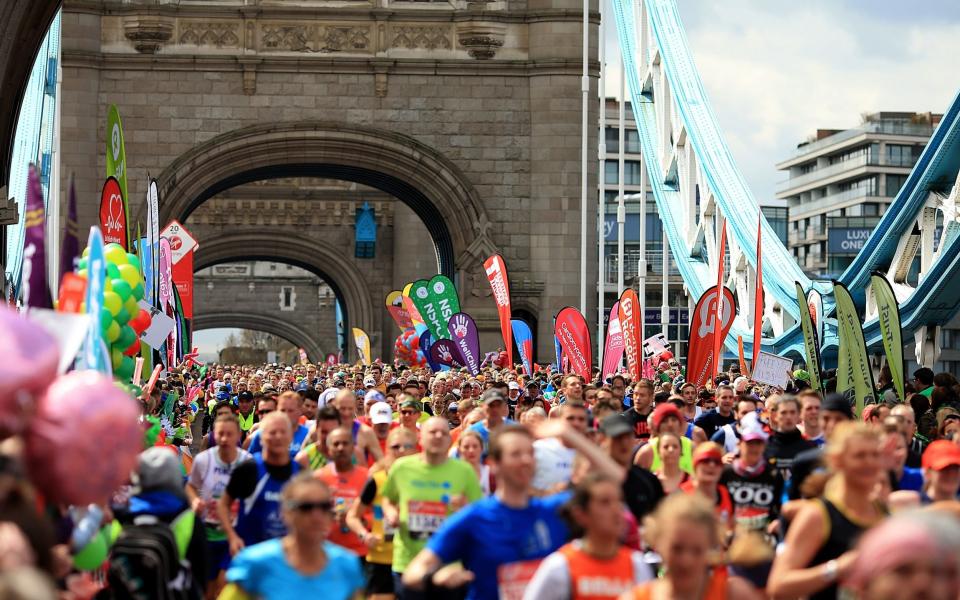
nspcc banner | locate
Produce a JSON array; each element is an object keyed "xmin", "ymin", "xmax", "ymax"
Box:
[{"xmin": 409, "ymin": 275, "xmax": 460, "ymax": 341}]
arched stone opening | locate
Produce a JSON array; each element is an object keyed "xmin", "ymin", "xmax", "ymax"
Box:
[
  {"xmin": 153, "ymin": 121, "xmax": 499, "ymax": 279},
  {"xmin": 193, "ymin": 232, "xmax": 374, "ymax": 359},
  {"xmin": 192, "ymin": 314, "xmax": 322, "ymax": 362}
]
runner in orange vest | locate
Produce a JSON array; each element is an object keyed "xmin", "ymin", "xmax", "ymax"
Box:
[
  {"xmin": 522, "ymin": 473, "xmax": 652, "ymax": 599},
  {"xmin": 622, "ymin": 494, "xmax": 763, "ymax": 600}
]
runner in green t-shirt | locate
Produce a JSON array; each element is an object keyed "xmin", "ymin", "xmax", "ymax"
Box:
[{"xmin": 382, "ymin": 416, "xmax": 482, "ymax": 592}]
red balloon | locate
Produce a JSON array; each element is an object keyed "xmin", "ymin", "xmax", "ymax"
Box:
[
  {"xmin": 24, "ymin": 371, "xmax": 141, "ymax": 505},
  {"xmin": 123, "ymin": 339, "xmax": 140, "ymax": 357}
]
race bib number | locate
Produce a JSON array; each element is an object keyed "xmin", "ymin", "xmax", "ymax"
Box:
[
  {"xmin": 497, "ymin": 559, "xmax": 543, "ymax": 600},
  {"xmin": 407, "ymin": 500, "xmax": 447, "ymax": 534}
]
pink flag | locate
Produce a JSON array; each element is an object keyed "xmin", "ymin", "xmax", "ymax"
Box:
[{"xmin": 601, "ymin": 301, "xmax": 625, "ymax": 379}]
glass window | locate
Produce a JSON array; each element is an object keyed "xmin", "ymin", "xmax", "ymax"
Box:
[
  {"xmin": 886, "ymin": 174, "xmax": 907, "ymax": 196},
  {"xmin": 603, "ymin": 160, "xmax": 642, "ymax": 185},
  {"xmin": 886, "ymin": 144, "xmax": 916, "ymax": 167}
]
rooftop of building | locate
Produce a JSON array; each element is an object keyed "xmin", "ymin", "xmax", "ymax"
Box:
[{"xmin": 777, "ymin": 111, "xmax": 942, "ymax": 169}]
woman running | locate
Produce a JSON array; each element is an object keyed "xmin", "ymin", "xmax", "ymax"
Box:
[
  {"xmin": 653, "ymin": 432, "xmax": 689, "ymax": 494},
  {"xmin": 523, "ymin": 473, "xmax": 653, "ymax": 599},
  {"xmin": 457, "ymin": 429, "xmax": 494, "ymax": 496},
  {"xmin": 679, "ymin": 443, "xmax": 734, "ymax": 542},
  {"xmin": 767, "ymin": 422, "xmax": 886, "ymax": 600},
  {"xmin": 621, "ymin": 493, "xmax": 762, "ymax": 599},
  {"xmin": 219, "ymin": 474, "xmax": 364, "ymax": 599}
]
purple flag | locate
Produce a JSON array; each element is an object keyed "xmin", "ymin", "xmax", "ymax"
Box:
[
  {"xmin": 431, "ymin": 339, "xmax": 466, "ymax": 369},
  {"xmin": 447, "ymin": 312, "xmax": 481, "ymax": 375},
  {"xmin": 22, "ymin": 164, "xmax": 52, "ymax": 309},
  {"xmin": 60, "ymin": 174, "xmax": 80, "ymax": 282}
]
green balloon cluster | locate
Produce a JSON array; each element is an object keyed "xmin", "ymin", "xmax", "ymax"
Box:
[{"xmin": 77, "ymin": 243, "xmax": 152, "ymax": 382}]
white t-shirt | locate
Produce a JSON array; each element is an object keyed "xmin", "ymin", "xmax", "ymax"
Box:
[
  {"xmin": 522, "ymin": 540, "xmax": 653, "ymax": 600},
  {"xmin": 188, "ymin": 447, "xmax": 252, "ymax": 525},
  {"xmin": 532, "ymin": 437, "xmax": 576, "ymax": 492}
]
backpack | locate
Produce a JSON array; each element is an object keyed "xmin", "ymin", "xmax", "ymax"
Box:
[{"xmin": 98, "ymin": 513, "xmax": 199, "ymax": 600}]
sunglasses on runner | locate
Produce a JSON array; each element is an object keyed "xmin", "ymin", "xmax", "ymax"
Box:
[
  {"xmin": 258, "ymin": 409, "xmax": 274, "ymax": 416},
  {"xmin": 698, "ymin": 458, "xmax": 723, "ymax": 466},
  {"xmin": 286, "ymin": 499, "xmax": 335, "ymax": 514},
  {"xmin": 400, "ymin": 410, "xmax": 417, "ymax": 416},
  {"xmin": 390, "ymin": 443, "xmax": 416, "ymax": 451}
]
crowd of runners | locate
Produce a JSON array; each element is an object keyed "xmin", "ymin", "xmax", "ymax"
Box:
[{"xmin": 2, "ymin": 358, "xmax": 960, "ymax": 599}]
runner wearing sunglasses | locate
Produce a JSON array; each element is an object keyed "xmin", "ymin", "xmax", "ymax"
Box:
[{"xmin": 219, "ymin": 474, "xmax": 364, "ymax": 599}]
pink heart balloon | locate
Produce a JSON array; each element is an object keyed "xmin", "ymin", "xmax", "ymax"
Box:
[
  {"xmin": 0, "ymin": 307, "xmax": 60, "ymax": 439},
  {"xmin": 25, "ymin": 371, "xmax": 142, "ymax": 505}
]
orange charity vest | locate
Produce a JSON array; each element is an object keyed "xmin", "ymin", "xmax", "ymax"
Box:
[
  {"xmin": 628, "ymin": 568, "xmax": 727, "ymax": 600},
  {"xmin": 558, "ymin": 542, "xmax": 637, "ymax": 600}
]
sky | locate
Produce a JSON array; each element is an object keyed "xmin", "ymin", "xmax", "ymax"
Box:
[
  {"xmin": 604, "ymin": 0, "xmax": 960, "ymax": 202},
  {"xmin": 196, "ymin": 1, "xmax": 960, "ymax": 360}
]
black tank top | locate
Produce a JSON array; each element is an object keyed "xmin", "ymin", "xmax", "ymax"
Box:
[{"xmin": 807, "ymin": 497, "xmax": 881, "ymax": 600}]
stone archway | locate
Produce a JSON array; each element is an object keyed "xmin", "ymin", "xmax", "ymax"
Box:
[
  {"xmin": 153, "ymin": 121, "xmax": 499, "ymax": 278},
  {"xmin": 192, "ymin": 312, "xmax": 323, "ymax": 362},
  {"xmin": 193, "ymin": 232, "xmax": 375, "ymax": 359}
]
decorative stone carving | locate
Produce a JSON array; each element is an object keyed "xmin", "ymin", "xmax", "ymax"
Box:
[
  {"xmin": 261, "ymin": 25, "xmax": 314, "ymax": 51},
  {"xmin": 123, "ymin": 16, "xmax": 174, "ymax": 54},
  {"xmin": 392, "ymin": 26, "xmax": 452, "ymax": 50},
  {"xmin": 260, "ymin": 24, "xmax": 370, "ymax": 53},
  {"xmin": 179, "ymin": 22, "xmax": 240, "ymax": 48},
  {"xmin": 456, "ymin": 23, "xmax": 505, "ymax": 60}
]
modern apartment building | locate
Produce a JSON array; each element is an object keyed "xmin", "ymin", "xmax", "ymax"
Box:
[
  {"xmin": 776, "ymin": 112, "xmax": 940, "ymax": 278},
  {"xmin": 777, "ymin": 111, "xmax": 960, "ymax": 374}
]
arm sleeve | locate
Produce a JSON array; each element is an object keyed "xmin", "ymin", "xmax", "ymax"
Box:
[
  {"xmin": 710, "ymin": 428, "xmax": 725, "ymax": 444},
  {"xmin": 225, "ymin": 460, "xmax": 259, "ymax": 500},
  {"xmin": 521, "ymin": 552, "xmax": 570, "ymax": 600},
  {"xmin": 359, "ymin": 477, "xmax": 378, "ymax": 505}
]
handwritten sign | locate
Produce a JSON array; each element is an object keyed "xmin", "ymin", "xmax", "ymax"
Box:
[{"xmin": 752, "ymin": 351, "xmax": 793, "ymax": 388}]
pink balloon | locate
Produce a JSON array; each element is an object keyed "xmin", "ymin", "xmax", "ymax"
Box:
[
  {"xmin": 25, "ymin": 371, "xmax": 142, "ymax": 505},
  {"xmin": 0, "ymin": 307, "xmax": 60, "ymax": 439}
]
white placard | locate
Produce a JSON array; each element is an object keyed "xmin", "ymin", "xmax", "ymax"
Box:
[
  {"xmin": 138, "ymin": 300, "xmax": 177, "ymax": 349},
  {"xmin": 160, "ymin": 219, "xmax": 197, "ymax": 265},
  {"xmin": 642, "ymin": 333, "xmax": 670, "ymax": 357},
  {"xmin": 752, "ymin": 351, "xmax": 793, "ymax": 388},
  {"xmin": 27, "ymin": 309, "xmax": 91, "ymax": 374}
]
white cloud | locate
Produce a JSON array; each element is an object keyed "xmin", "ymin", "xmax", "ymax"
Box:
[{"xmin": 604, "ymin": 0, "xmax": 960, "ymax": 202}]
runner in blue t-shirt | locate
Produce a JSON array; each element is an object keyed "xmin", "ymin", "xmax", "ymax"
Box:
[
  {"xmin": 246, "ymin": 391, "xmax": 310, "ymax": 457},
  {"xmin": 402, "ymin": 420, "xmax": 626, "ymax": 600},
  {"xmin": 468, "ymin": 389, "xmax": 517, "ymax": 456}
]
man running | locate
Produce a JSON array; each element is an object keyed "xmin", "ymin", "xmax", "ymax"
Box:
[
  {"xmin": 187, "ymin": 414, "xmax": 252, "ymax": 598},
  {"xmin": 621, "ymin": 379, "xmax": 655, "ymax": 443},
  {"xmin": 382, "ymin": 417, "xmax": 482, "ymax": 600},
  {"xmin": 315, "ymin": 427, "xmax": 369, "ymax": 558},
  {"xmin": 532, "ymin": 402, "xmax": 589, "ymax": 494},
  {"xmin": 469, "ymin": 389, "xmax": 516, "ymax": 453},
  {"xmin": 218, "ymin": 412, "xmax": 301, "ymax": 556},
  {"xmin": 245, "ymin": 391, "xmax": 310, "ymax": 457},
  {"xmin": 401, "ymin": 420, "xmax": 624, "ymax": 600},
  {"xmin": 695, "ymin": 384, "xmax": 737, "ymax": 439},
  {"xmin": 334, "ymin": 388, "xmax": 384, "ymax": 463}
]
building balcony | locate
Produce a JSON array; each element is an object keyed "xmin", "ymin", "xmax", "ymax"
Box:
[
  {"xmin": 776, "ymin": 154, "xmax": 916, "ymax": 196},
  {"xmin": 789, "ymin": 189, "xmax": 888, "ymax": 221},
  {"xmin": 780, "ymin": 121, "xmax": 936, "ymax": 163}
]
